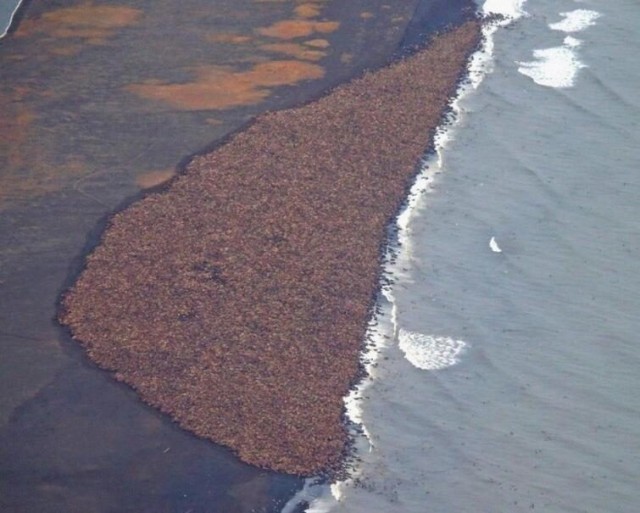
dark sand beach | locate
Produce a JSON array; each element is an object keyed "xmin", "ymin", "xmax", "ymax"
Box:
[{"xmin": 1, "ymin": 0, "xmax": 477, "ymax": 509}]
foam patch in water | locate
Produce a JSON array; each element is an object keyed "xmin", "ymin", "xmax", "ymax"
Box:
[
  {"xmin": 564, "ymin": 35, "xmax": 582, "ymax": 48},
  {"xmin": 398, "ymin": 330, "xmax": 468, "ymax": 370},
  {"xmin": 549, "ymin": 9, "xmax": 601, "ymax": 33},
  {"xmin": 517, "ymin": 41, "xmax": 585, "ymax": 88},
  {"xmin": 518, "ymin": 7, "xmax": 601, "ymax": 89},
  {"xmin": 483, "ymin": 0, "xmax": 527, "ymax": 20}
]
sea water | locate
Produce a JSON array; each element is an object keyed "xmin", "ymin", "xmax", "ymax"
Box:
[
  {"xmin": 296, "ymin": 0, "xmax": 640, "ymax": 511},
  {"xmin": 0, "ymin": 0, "xmax": 22, "ymax": 38}
]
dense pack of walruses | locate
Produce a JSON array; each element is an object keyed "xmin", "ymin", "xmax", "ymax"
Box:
[{"xmin": 59, "ymin": 20, "xmax": 482, "ymax": 476}]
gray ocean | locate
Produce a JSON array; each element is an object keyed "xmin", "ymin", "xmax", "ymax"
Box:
[
  {"xmin": 300, "ymin": 0, "xmax": 640, "ymax": 511},
  {"xmin": 3, "ymin": 1, "xmax": 638, "ymax": 512}
]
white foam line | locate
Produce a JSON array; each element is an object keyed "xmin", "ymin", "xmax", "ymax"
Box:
[
  {"xmin": 1, "ymin": 0, "xmax": 25, "ymax": 40},
  {"xmin": 298, "ymin": 3, "xmax": 528, "ymax": 511}
]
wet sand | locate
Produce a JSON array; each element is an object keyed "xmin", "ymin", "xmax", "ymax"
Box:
[{"xmin": 1, "ymin": 0, "xmax": 477, "ymax": 509}]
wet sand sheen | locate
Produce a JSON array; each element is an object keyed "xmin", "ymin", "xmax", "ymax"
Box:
[{"xmin": 59, "ymin": 20, "xmax": 481, "ymax": 476}]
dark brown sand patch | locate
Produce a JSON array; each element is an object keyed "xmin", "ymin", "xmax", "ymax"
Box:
[
  {"xmin": 294, "ymin": 4, "xmax": 322, "ymax": 19},
  {"xmin": 135, "ymin": 168, "xmax": 178, "ymax": 189},
  {"xmin": 0, "ymin": 88, "xmax": 36, "ymax": 170},
  {"xmin": 60, "ymin": 21, "xmax": 482, "ymax": 476},
  {"xmin": 0, "ymin": 88, "xmax": 86, "ymax": 206},
  {"xmin": 304, "ymin": 38, "xmax": 330, "ymax": 48},
  {"xmin": 339, "ymin": 52, "xmax": 354, "ymax": 64},
  {"xmin": 15, "ymin": 4, "xmax": 142, "ymax": 44},
  {"xmin": 259, "ymin": 42, "xmax": 326, "ymax": 61},
  {"xmin": 125, "ymin": 61, "xmax": 326, "ymax": 111},
  {"xmin": 206, "ymin": 33, "xmax": 253, "ymax": 44},
  {"xmin": 49, "ymin": 44, "xmax": 83, "ymax": 56},
  {"xmin": 256, "ymin": 20, "xmax": 340, "ymax": 39}
]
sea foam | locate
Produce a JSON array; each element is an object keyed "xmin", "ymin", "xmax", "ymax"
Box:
[
  {"xmin": 549, "ymin": 9, "xmax": 601, "ymax": 33},
  {"xmin": 517, "ymin": 42, "xmax": 586, "ymax": 88},
  {"xmin": 517, "ymin": 7, "xmax": 601, "ymax": 88},
  {"xmin": 398, "ymin": 330, "xmax": 468, "ymax": 370}
]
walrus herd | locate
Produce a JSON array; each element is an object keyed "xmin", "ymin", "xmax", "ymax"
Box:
[{"xmin": 59, "ymin": 20, "xmax": 482, "ymax": 476}]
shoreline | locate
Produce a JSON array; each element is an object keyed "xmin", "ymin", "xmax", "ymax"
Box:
[
  {"xmin": 324, "ymin": 7, "xmax": 519, "ymax": 506},
  {"xmin": 0, "ymin": 0, "xmax": 25, "ymax": 39},
  {"xmin": 61, "ymin": 22, "xmax": 479, "ymax": 475}
]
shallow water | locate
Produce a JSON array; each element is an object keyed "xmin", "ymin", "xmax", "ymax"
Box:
[{"xmin": 304, "ymin": 0, "xmax": 640, "ymax": 511}]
